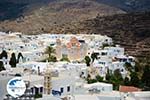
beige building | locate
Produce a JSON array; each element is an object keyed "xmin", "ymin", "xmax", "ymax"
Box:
[
  {"xmin": 56, "ymin": 37, "xmax": 88, "ymax": 61},
  {"xmin": 43, "ymin": 66, "xmax": 52, "ymax": 95}
]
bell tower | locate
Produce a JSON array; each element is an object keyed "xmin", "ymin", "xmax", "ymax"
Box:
[
  {"xmin": 43, "ymin": 63, "xmax": 52, "ymax": 95},
  {"xmin": 56, "ymin": 39, "xmax": 62, "ymax": 60}
]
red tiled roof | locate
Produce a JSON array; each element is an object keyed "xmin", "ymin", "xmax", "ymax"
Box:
[{"xmin": 119, "ymin": 86, "xmax": 141, "ymax": 92}]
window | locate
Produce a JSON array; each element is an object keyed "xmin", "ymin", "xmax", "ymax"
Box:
[
  {"xmin": 47, "ymin": 84, "xmax": 50, "ymax": 88},
  {"xmin": 35, "ymin": 87, "xmax": 39, "ymax": 94},
  {"xmin": 102, "ymin": 87, "xmax": 105, "ymax": 91},
  {"xmin": 129, "ymin": 58, "xmax": 133, "ymax": 62},
  {"xmin": 101, "ymin": 52, "xmax": 107, "ymax": 56},
  {"xmin": 67, "ymin": 86, "xmax": 70, "ymax": 92},
  {"xmin": 48, "ymin": 90, "xmax": 50, "ymax": 95},
  {"xmin": 81, "ymin": 72, "xmax": 84, "ymax": 75},
  {"xmin": 123, "ymin": 59, "xmax": 127, "ymax": 62},
  {"xmin": 20, "ymin": 46, "xmax": 23, "ymax": 49},
  {"xmin": 117, "ymin": 50, "xmax": 120, "ymax": 53},
  {"xmin": 47, "ymin": 77, "xmax": 50, "ymax": 81},
  {"xmin": 60, "ymin": 87, "xmax": 64, "ymax": 93},
  {"xmin": 40, "ymin": 87, "xmax": 43, "ymax": 93},
  {"xmin": 31, "ymin": 88, "xmax": 34, "ymax": 93}
]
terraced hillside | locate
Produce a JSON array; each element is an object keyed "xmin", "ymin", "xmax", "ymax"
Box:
[{"xmin": 78, "ymin": 12, "xmax": 150, "ymax": 60}]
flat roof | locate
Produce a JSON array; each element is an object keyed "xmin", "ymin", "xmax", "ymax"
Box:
[
  {"xmin": 22, "ymin": 74, "xmax": 44, "ymax": 82},
  {"xmin": 84, "ymin": 82, "xmax": 112, "ymax": 88}
]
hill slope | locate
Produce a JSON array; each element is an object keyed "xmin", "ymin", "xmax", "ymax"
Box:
[
  {"xmin": 0, "ymin": 0, "xmax": 125, "ymax": 34},
  {"xmin": 96, "ymin": 0, "xmax": 150, "ymax": 12},
  {"xmin": 0, "ymin": 0, "xmax": 149, "ymax": 21},
  {"xmin": 76, "ymin": 12, "xmax": 150, "ymax": 59},
  {"xmin": 0, "ymin": 0, "xmax": 55, "ymax": 21}
]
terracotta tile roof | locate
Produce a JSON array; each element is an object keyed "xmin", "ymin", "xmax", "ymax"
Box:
[{"xmin": 119, "ymin": 86, "xmax": 142, "ymax": 92}]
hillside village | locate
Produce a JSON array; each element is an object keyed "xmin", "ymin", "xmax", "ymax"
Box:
[{"xmin": 0, "ymin": 32, "xmax": 149, "ymax": 100}]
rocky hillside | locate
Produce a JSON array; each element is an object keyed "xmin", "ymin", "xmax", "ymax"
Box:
[
  {"xmin": 77, "ymin": 12, "xmax": 150, "ymax": 59},
  {"xmin": 0, "ymin": 0, "xmax": 55, "ymax": 21},
  {"xmin": 0, "ymin": 0, "xmax": 125, "ymax": 34},
  {"xmin": 96, "ymin": 0, "xmax": 150, "ymax": 12},
  {"xmin": 0, "ymin": 0, "xmax": 149, "ymax": 21}
]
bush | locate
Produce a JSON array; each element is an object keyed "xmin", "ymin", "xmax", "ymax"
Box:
[
  {"xmin": 34, "ymin": 94, "xmax": 42, "ymax": 99},
  {"xmin": 87, "ymin": 78, "xmax": 97, "ymax": 84},
  {"xmin": 85, "ymin": 56, "xmax": 91, "ymax": 66},
  {"xmin": 0, "ymin": 61, "xmax": 5, "ymax": 71},
  {"xmin": 102, "ymin": 43, "xmax": 110, "ymax": 49},
  {"xmin": 96, "ymin": 75, "xmax": 103, "ymax": 82},
  {"xmin": 60, "ymin": 56, "xmax": 70, "ymax": 62}
]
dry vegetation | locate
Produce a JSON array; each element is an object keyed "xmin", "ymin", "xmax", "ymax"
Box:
[{"xmin": 0, "ymin": 0, "xmax": 125, "ymax": 34}]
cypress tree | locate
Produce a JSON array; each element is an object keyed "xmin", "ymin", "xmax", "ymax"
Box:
[
  {"xmin": 0, "ymin": 61, "xmax": 5, "ymax": 71},
  {"xmin": 0, "ymin": 50, "xmax": 8, "ymax": 59},
  {"xmin": 9, "ymin": 53, "xmax": 17, "ymax": 68}
]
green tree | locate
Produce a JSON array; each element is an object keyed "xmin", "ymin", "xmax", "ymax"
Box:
[
  {"xmin": 45, "ymin": 46, "xmax": 55, "ymax": 58},
  {"xmin": 9, "ymin": 53, "xmax": 17, "ymax": 68},
  {"xmin": 134, "ymin": 61, "xmax": 141, "ymax": 72},
  {"xmin": 114, "ymin": 69, "xmax": 123, "ymax": 81},
  {"xmin": 110, "ymin": 75, "xmax": 120, "ymax": 90},
  {"xmin": 34, "ymin": 94, "xmax": 42, "ymax": 99},
  {"xmin": 60, "ymin": 55, "xmax": 70, "ymax": 62},
  {"xmin": 91, "ymin": 53, "xmax": 98, "ymax": 62},
  {"xmin": 45, "ymin": 46, "xmax": 57, "ymax": 62},
  {"xmin": 102, "ymin": 43, "xmax": 109, "ymax": 49},
  {"xmin": 124, "ymin": 77, "xmax": 130, "ymax": 86},
  {"xmin": 130, "ymin": 72, "xmax": 140, "ymax": 87},
  {"xmin": 0, "ymin": 50, "xmax": 8, "ymax": 59},
  {"xmin": 141, "ymin": 65, "xmax": 150, "ymax": 88},
  {"xmin": 0, "ymin": 61, "xmax": 5, "ymax": 71},
  {"xmin": 85, "ymin": 56, "xmax": 91, "ymax": 66},
  {"xmin": 106, "ymin": 69, "xmax": 111, "ymax": 81},
  {"xmin": 110, "ymin": 69, "xmax": 123, "ymax": 90},
  {"xmin": 96, "ymin": 75, "xmax": 103, "ymax": 82},
  {"xmin": 87, "ymin": 78, "xmax": 97, "ymax": 84},
  {"xmin": 124, "ymin": 62, "xmax": 133, "ymax": 72}
]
